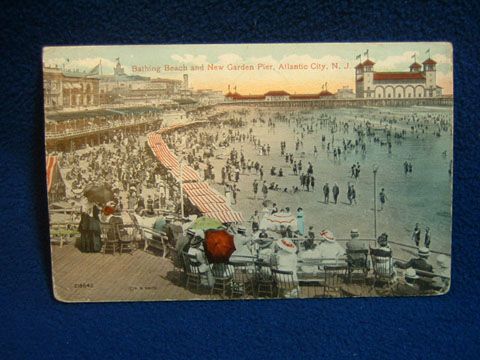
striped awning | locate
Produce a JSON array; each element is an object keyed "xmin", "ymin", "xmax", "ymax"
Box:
[
  {"xmin": 146, "ymin": 124, "xmax": 243, "ymax": 224},
  {"xmin": 147, "ymin": 132, "xmax": 200, "ymax": 182},
  {"xmin": 46, "ymin": 156, "xmax": 57, "ymax": 193}
]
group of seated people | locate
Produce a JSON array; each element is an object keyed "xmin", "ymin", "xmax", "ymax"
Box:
[
  {"xmin": 343, "ymin": 230, "xmax": 450, "ymax": 295},
  {"xmin": 143, "ymin": 216, "xmax": 450, "ymax": 298}
]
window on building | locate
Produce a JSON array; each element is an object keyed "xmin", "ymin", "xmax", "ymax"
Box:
[
  {"xmin": 398, "ymin": 94, "xmax": 401, "ymax": 98},
  {"xmin": 388, "ymin": 94, "xmax": 391, "ymax": 98}
]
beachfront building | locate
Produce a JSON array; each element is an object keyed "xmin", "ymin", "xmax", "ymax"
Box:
[
  {"xmin": 335, "ymin": 86, "xmax": 356, "ymax": 99},
  {"xmin": 194, "ymin": 89, "xmax": 225, "ymax": 105},
  {"xmin": 98, "ymin": 59, "xmax": 186, "ymax": 105},
  {"xmin": 43, "ymin": 65, "xmax": 100, "ymax": 110},
  {"xmin": 265, "ymin": 90, "xmax": 290, "ymax": 101},
  {"xmin": 355, "ymin": 57, "xmax": 442, "ymax": 99}
]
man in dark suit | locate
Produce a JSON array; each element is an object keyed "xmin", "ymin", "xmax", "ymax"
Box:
[
  {"xmin": 395, "ymin": 247, "xmax": 434, "ymax": 290},
  {"xmin": 332, "ymin": 183, "xmax": 339, "ymax": 204},
  {"xmin": 323, "ymin": 183, "xmax": 330, "ymax": 204}
]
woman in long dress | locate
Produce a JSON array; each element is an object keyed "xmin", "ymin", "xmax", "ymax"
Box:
[{"xmin": 78, "ymin": 198, "xmax": 102, "ymax": 253}]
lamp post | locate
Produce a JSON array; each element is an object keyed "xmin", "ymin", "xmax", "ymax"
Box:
[
  {"xmin": 373, "ymin": 164, "xmax": 379, "ymax": 238},
  {"xmin": 179, "ymin": 155, "xmax": 185, "ymax": 219}
]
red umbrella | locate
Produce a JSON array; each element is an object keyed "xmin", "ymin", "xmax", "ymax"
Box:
[{"xmin": 203, "ymin": 229, "xmax": 236, "ymax": 263}]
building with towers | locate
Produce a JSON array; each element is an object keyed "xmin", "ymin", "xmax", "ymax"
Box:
[{"xmin": 355, "ymin": 56, "xmax": 442, "ymax": 99}]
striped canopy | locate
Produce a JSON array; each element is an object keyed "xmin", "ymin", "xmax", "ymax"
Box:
[
  {"xmin": 147, "ymin": 132, "xmax": 200, "ymax": 182},
  {"xmin": 46, "ymin": 156, "xmax": 58, "ymax": 193},
  {"xmin": 146, "ymin": 124, "xmax": 244, "ymax": 224}
]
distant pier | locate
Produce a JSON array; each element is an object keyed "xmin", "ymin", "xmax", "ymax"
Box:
[{"xmin": 220, "ymin": 96, "xmax": 453, "ymax": 108}]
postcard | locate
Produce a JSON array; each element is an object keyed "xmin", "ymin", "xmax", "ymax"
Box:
[{"xmin": 44, "ymin": 42, "xmax": 453, "ymax": 302}]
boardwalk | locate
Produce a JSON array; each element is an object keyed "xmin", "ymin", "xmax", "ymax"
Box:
[{"xmin": 51, "ymin": 244, "xmax": 215, "ymax": 302}]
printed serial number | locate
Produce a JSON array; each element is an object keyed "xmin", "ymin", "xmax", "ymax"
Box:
[{"xmin": 74, "ymin": 283, "xmax": 94, "ymax": 288}]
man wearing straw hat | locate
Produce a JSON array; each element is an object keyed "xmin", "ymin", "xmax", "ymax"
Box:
[
  {"xmin": 396, "ymin": 247, "xmax": 434, "ymax": 290},
  {"xmin": 397, "ymin": 247, "xmax": 433, "ymax": 273},
  {"xmin": 393, "ymin": 268, "xmax": 421, "ymax": 296},
  {"xmin": 346, "ymin": 229, "xmax": 369, "ymax": 268}
]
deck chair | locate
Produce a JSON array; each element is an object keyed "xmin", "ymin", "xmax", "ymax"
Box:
[
  {"xmin": 254, "ymin": 261, "xmax": 275, "ymax": 298},
  {"xmin": 271, "ymin": 268, "xmax": 299, "ymax": 298},
  {"xmin": 229, "ymin": 261, "xmax": 255, "ymax": 298},
  {"xmin": 210, "ymin": 263, "xmax": 233, "ymax": 298},
  {"xmin": 323, "ymin": 265, "xmax": 348, "ymax": 297},
  {"xmin": 346, "ymin": 249, "xmax": 369, "ymax": 284},
  {"xmin": 117, "ymin": 223, "xmax": 135, "ymax": 255},
  {"xmin": 100, "ymin": 222, "xmax": 119, "ymax": 255},
  {"xmin": 182, "ymin": 251, "xmax": 210, "ymax": 291},
  {"xmin": 370, "ymin": 246, "xmax": 397, "ymax": 290}
]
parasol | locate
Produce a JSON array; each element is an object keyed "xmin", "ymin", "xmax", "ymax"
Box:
[
  {"xmin": 84, "ymin": 183, "xmax": 114, "ymax": 204},
  {"xmin": 189, "ymin": 216, "xmax": 224, "ymax": 232},
  {"xmin": 203, "ymin": 229, "xmax": 236, "ymax": 263}
]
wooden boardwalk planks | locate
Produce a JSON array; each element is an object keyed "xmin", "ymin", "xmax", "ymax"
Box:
[{"xmin": 51, "ymin": 244, "xmax": 213, "ymax": 302}]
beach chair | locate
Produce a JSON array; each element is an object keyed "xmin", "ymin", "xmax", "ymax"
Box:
[
  {"xmin": 254, "ymin": 261, "xmax": 275, "ymax": 298},
  {"xmin": 117, "ymin": 224, "xmax": 135, "ymax": 255},
  {"xmin": 229, "ymin": 261, "xmax": 255, "ymax": 298},
  {"xmin": 100, "ymin": 222, "xmax": 119, "ymax": 255},
  {"xmin": 210, "ymin": 263, "xmax": 233, "ymax": 298},
  {"xmin": 323, "ymin": 265, "xmax": 348, "ymax": 297},
  {"xmin": 346, "ymin": 249, "xmax": 369, "ymax": 284},
  {"xmin": 370, "ymin": 247, "xmax": 396, "ymax": 290},
  {"xmin": 271, "ymin": 269, "xmax": 299, "ymax": 298},
  {"xmin": 182, "ymin": 251, "xmax": 210, "ymax": 291}
]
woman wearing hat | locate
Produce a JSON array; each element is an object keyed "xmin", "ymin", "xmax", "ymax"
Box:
[
  {"xmin": 272, "ymin": 238, "xmax": 299, "ymax": 297},
  {"xmin": 316, "ymin": 230, "xmax": 346, "ymax": 265},
  {"xmin": 78, "ymin": 197, "xmax": 102, "ymax": 253},
  {"xmin": 187, "ymin": 234, "xmax": 214, "ymax": 288}
]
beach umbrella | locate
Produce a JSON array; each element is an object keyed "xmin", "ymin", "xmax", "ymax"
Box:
[
  {"xmin": 203, "ymin": 229, "xmax": 236, "ymax": 263},
  {"xmin": 83, "ymin": 183, "xmax": 114, "ymax": 204},
  {"xmin": 189, "ymin": 216, "xmax": 224, "ymax": 231},
  {"xmin": 260, "ymin": 212, "xmax": 298, "ymax": 231}
]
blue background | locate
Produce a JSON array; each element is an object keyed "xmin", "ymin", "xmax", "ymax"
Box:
[{"xmin": 1, "ymin": 0, "xmax": 479, "ymax": 358}]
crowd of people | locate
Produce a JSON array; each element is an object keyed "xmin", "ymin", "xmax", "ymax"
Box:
[{"xmin": 47, "ymin": 103, "xmax": 452, "ymax": 298}]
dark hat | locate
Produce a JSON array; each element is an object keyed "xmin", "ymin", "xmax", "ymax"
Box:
[{"xmin": 377, "ymin": 233, "xmax": 388, "ymax": 246}]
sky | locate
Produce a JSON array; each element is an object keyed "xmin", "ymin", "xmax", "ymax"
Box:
[{"xmin": 44, "ymin": 42, "xmax": 453, "ymax": 94}]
